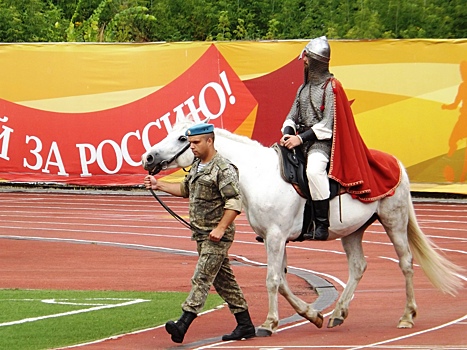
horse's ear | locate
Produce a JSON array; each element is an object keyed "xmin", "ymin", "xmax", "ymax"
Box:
[
  {"xmin": 174, "ymin": 113, "xmax": 211, "ymax": 127},
  {"xmin": 186, "ymin": 113, "xmax": 196, "ymax": 123},
  {"xmin": 176, "ymin": 113, "xmax": 209, "ymax": 124},
  {"xmin": 176, "ymin": 113, "xmax": 192, "ymax": 124},
  {"xmin": 191, "ymin": 114, "xmax": 211, "ymax": 124}
]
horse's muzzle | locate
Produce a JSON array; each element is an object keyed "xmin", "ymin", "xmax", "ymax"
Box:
[{"xmin": 142, "ymin": 153, "xmax": 162, "ymax": 175}]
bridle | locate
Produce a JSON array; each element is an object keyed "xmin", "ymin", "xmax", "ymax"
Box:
[
  {"xmin": 147, "ymin": 140, "xmax": 196, "ymax": 231},
  {"xmin": 148, "ymin": 141, "xmax": 191, "ymax": 176}
]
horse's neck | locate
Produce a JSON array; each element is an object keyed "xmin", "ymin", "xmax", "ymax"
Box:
[
  {"xmin": 214, "ymin": 133, "xmax": 281, "ymax": 219},
  {"xmin": 215, "ymin": 132, "xmax": 276, "ymax": 174},
  {"xmin": 215, "ymin": 132, "xmax": 305, "ymax": 238}
]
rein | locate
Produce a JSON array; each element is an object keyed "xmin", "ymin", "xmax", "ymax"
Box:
[
  {"xmin": 147, "ymin": 141, "xmax": 196, "ymax": 231},
  {"xmin": 148, "ymin": 187, "xmax": 196, "ymax": 231}
]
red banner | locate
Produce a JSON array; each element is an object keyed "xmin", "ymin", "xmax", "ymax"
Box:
[{"xmin": 0, "ymin": 45, "xmax": 257, "ymax": 185}]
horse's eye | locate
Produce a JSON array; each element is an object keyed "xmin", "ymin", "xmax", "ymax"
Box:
[{"xmin": 179, "ymin": 135, "xmax": 188, "ymax": 142}]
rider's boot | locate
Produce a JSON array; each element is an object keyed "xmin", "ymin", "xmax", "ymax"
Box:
[
  {"xmin": 165, "ymin": 310, "xmax": 197, "ymax": 343},
  {"xmin": 222, "ymin": 310, "xmax": 256, "ymax": 341},
  {"xmin": 303, "ymin": 199, "xmax": 329, "ymax": 241}
]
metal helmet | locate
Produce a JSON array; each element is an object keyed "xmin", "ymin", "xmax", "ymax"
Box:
[{"xmin": 300, "ymin": 36, "xmax": 331, "ymax": 63}]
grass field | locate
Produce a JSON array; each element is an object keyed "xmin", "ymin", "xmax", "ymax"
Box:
[{"xmin": 0, "ymin": 289, "xmax": 224, "ymax": 350}]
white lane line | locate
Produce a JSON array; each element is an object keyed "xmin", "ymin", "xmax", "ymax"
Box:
[
  {"xmin": 0, "ymin": 235, "xmax": 197, "ymax": 255},
  {"xmin": 0, "ymin": 298, "xmax": 149, "ymax": 327},
  {"xmin": 0, "ymin": 226, "xmax": 182, "ymax": 237},
  {"xmin": 55, "ymin": 304, "xmax": 226, "ymax": 349},
  {"xmin": 346, "ymin": 314, "xmax": 467, "ymax": 350}
]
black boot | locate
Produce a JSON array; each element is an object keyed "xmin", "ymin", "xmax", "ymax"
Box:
[
  {"xmin": 222, "ymin": 310, "xmax": 256, "ymax": 341},
  {"xmin": 165, "ymin": 311, "xmax": 197, "ymax": 343},
  {"xmin": 303, "ymin": 199, "xmax": 329, "ymax": 241}
]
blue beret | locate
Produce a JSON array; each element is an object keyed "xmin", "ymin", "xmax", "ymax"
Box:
[{"xmin": 185, "ymin": 124, "xmax": 214, "ymax": 136}]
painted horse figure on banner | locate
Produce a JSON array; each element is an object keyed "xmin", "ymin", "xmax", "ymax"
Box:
[{"xmin": 141, "ymin": 119, "xmax": 464, "ymax": 337}]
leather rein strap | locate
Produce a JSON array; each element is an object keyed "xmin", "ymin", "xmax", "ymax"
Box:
[
  {"xmin": 147, "ymin": 141, "xmax": 195, "ymax": 231},
  {"xmin": 149, "ymin": 187, "xmax": 196, "ymax": 231}
]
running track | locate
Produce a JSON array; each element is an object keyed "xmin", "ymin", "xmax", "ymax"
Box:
[{"xmin": 0, "ymin": 190, "xmax": 466, "ymax": 349}]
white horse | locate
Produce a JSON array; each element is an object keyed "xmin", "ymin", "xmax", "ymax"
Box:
[{"xmin": 141, "ymin": 119, "xmax": 463, "ymax": 336}]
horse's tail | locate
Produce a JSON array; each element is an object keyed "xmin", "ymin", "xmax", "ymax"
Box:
[{"xmin": 407, "ymin": 196, "xmax": 464, "ymax": 296}]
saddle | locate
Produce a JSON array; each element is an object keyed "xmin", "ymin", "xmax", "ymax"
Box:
[
  {"xmin": 273, "ymin": 143, "xmax": 341, "ymax": 242},
  {"xmin": 273, "ymin": 143, "xmax": 340, "ymax": 201}
]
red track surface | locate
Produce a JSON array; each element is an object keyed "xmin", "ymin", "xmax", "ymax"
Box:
[{"xmin": 1, "ymin": 191, "xmax": 466, "ymax": 349}]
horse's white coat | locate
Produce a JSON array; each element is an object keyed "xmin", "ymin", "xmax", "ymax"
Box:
[{"xmin": 142, "ymin": 120, "xmax": 464, "ymax": 335}]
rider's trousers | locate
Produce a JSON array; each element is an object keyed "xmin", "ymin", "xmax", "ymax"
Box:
[{"xmin": 306, "ymin": 151, "xmax": 330, "ymax": 200}]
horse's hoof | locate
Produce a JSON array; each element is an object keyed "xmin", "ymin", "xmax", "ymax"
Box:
[
  {"xmin": 397, "ymin": 321, "xmax": 414, "ymax": 329},
  {"xmin": 256, "ymin": 328, "xmax": 272, "ymax": 337},
  {"xmin": 312, "ymin": 312, "xmax": 324, "ymax": 328},
  {"xmin": 327, "ymin": 318, "xmax": 344, "ymax": 328}
]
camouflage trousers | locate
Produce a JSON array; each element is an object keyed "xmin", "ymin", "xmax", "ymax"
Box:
[{"xmin": 182, "ymin": 239, "xmax": 249, "ymax": 314}]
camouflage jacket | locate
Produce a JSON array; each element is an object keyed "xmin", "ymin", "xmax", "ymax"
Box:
[{"xmin": 180, "ymin": 152, "xmax": 242, "ymax": 242}]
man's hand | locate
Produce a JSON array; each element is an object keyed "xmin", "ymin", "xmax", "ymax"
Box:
[
  {"xmin": 144, "ymin": 175, "xmax": 157, "ymax": 190},
  {"xmin": 280, "ymin": 134, "xmax": 302, "ymax": 149},
  {"xmin": 210, "ymin": 209, "xmax": 238, "ymax": 242},
  {"xmin": 209, "ymin": 227, "xmax": 224, "ymax": 242}
]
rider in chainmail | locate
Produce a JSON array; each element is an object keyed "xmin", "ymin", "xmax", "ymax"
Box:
[{"xmin": 280, "ymin": 36, "xmax": 334, "ymax": 241}]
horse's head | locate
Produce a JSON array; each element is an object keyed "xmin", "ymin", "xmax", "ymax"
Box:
[{"xmin": 141, "ymin": 120, "xmax": 196, "ymax": 175}]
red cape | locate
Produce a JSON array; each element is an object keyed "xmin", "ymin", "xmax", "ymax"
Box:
[{"xmin": 328, "ymin": 79, "xmax": 402, "ymax": 202}]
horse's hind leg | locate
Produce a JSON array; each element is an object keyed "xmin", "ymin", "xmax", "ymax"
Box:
[
  {"xmin": 379, "ymin": 196, "xmax": 417, "ymax": 328},
  {"xmin": 328, "ymin": 229, "xmax": 367, "ymax": 328}
]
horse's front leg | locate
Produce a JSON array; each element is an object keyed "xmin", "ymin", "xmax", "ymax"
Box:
[
  {"xmin": 328, "ymin": 229, "xmax": 367, "ymax": 328},
  {"xmin": 256, "ymin": 233, "xmax": 287, "ymax": 337},
  {"xmin": 279, "ymin": 248, "xmax": 323, "ymax": 328}
]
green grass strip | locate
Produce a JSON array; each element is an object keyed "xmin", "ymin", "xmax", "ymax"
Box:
[{"xmin": 0, "ymin": 289, "xmax": 223, "ymax": 350}]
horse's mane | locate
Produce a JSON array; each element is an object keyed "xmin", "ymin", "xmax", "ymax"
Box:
[{"xmin": 214, "ymin": 128, "xmax": 266, "ymax": 150}]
